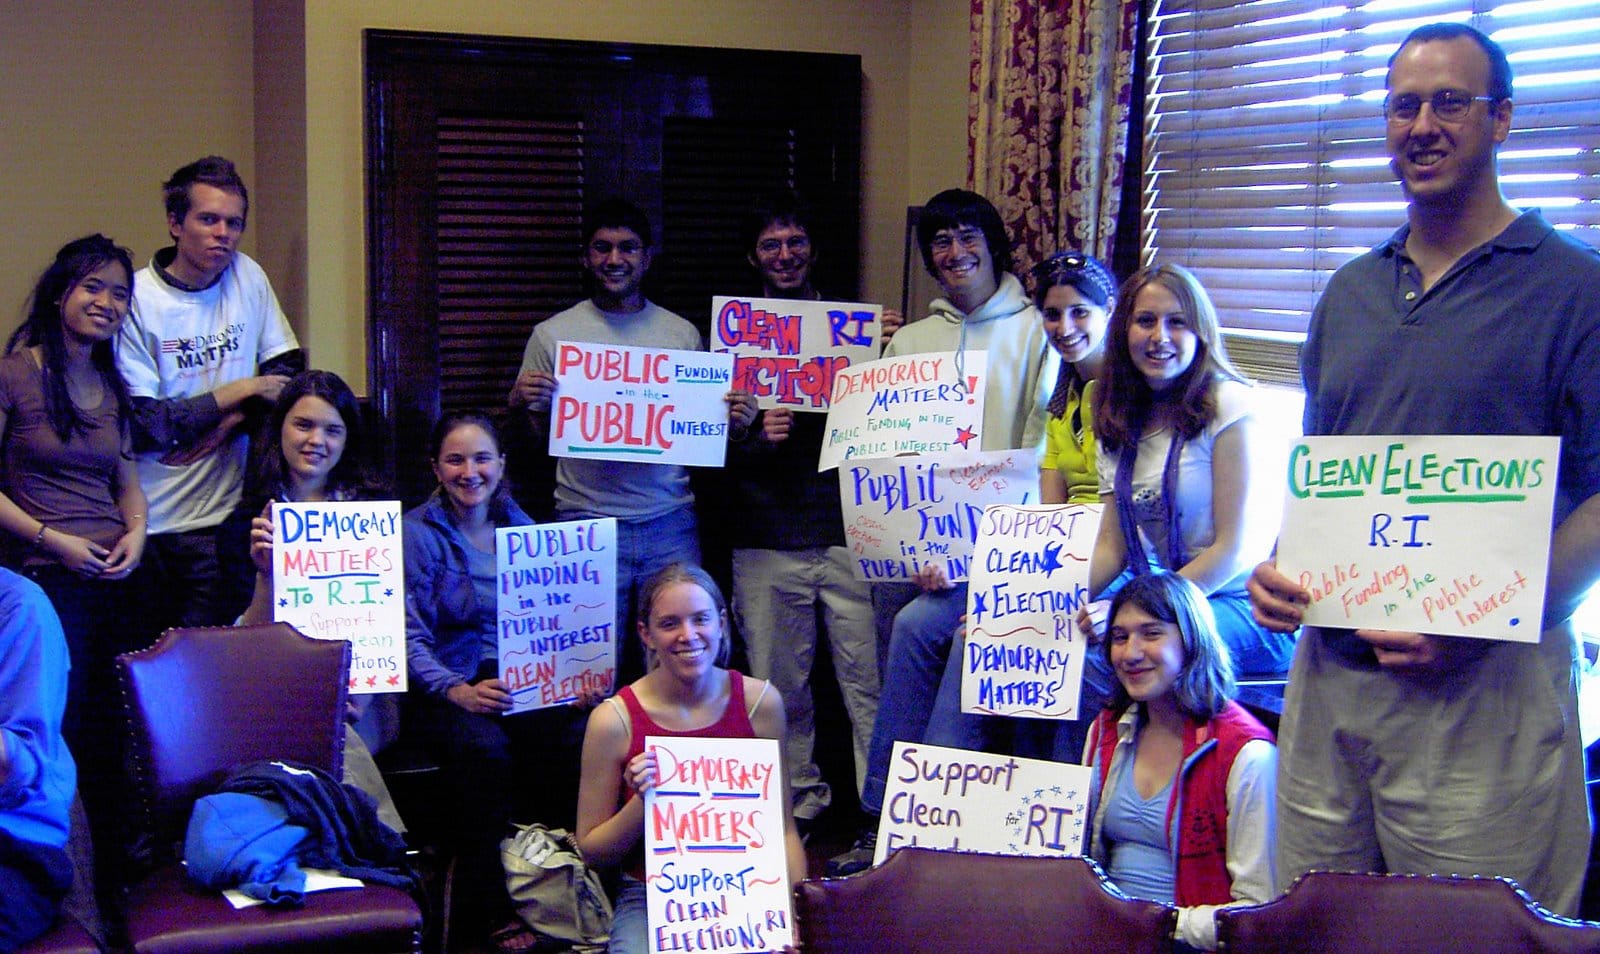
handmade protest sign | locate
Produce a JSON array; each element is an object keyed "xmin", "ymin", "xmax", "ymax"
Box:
[
  {"xmin": 1275, "ymin": 435, "xmax": 1559, "ymax": 641},
  {"xmin": 550, "ymin": 342, "xmax": 736, "ymax": 468},
  {"xmin": 874, "ymin": 741, "xmax": 1091, "ymax": 866},
  {"xmin": 963, "ymin": 504, "xmax": 1098, "ymax": 720},
  {"xmin": 710, "ymin": 295, "xmax": 881, "ymax": 412},
  {"xmin": 644, "ymin": 736, "xmax": 793, "ymax": 954},
  {"xmin": 818, "ymin": 351, "xmax": 986, "ymax": 471},
  {"xmin": 496, "ymin": 518, "xmax": 616, "ymax": 714},
  {"xmin": 839, "ymin": 449, "xmax": 1037, "ymax": 583},
  {"xmin": 272, "ymin": 501, "xmax": 405, "ymax": 693}
]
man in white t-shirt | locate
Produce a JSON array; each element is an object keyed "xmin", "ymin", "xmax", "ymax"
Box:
[{"xmin": 117, "ymin": 156, "xmax": 303, "ymax": 630}]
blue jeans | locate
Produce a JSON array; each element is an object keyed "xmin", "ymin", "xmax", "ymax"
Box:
[
  {"xmin": 563, "ymin": 505, "xmax": 701, "ymax": 685},
  {"xmin": 608, "ymin": 873, "xmax": 648, "ymax": 954},
  {"xmin": 861, "ymin": 586, "xmax": 989, "ymax": 814}
]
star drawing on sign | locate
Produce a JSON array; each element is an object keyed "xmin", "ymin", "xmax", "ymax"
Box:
[
  {"xmin": 366, "ymin": 676, "xmax": 378, "ymax": 687},
  {"xmin": 954, "ymin": 425, "xmax": 977, "ymax": 449},
  {"xmin": 1038, "ymin": 542, "xmax": 1063, "ymax": 577},
  {"xmin": 278, "ymin": 597, "xmax": 288, "ymax": 608},
  {"xmin": 970, "ymin": 590, "xmax": 988, "ymax": 619},
  {"xmin": 386, "ymin": 674, "xmax": 401, "ymax": 686},
  {"xmin": 384, "ymin": 587, "xmax": 394, "ymax": 598}
]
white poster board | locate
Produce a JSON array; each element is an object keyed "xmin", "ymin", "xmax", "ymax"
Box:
[
  {"xmin": 550, "ymin": 342, "xmax": 736, "ymax": 467},
  {"xmin": 818, "ymin": 351, "xmax": 987, "ymax": 471},
  {"xmin": 271, "ymin": 501, "xmax": 405, "ymax": 693},
  {"xmin": 710, "ymin": 295, "xmax": 881, "ymax": 411},
  {"xmin": 874, "ymin": 742, "xmax": 1091, "ymax": 865},
  {"xmin": 1275, "ymin": 435, "xmax": 1559, "ymax": 641},
  {"xmin": 963, "ymin": 504, "xmax": 1099, "ymax": 720},
  {"xmin": 496, "ymin": 518, "xmax": 617, "ymax": 713},
  {"xmin": 644, "ymin": 736, "xmax": 793, "ymax": 954},
  {"xmin": 838, "ymin": 449, "xmax": 1037, "ymax": 582}
]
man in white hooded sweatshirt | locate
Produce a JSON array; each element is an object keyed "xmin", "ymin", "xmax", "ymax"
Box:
[{"xmin": 829, "ymin": 189, "xmax": 1057, "ymax": 874}]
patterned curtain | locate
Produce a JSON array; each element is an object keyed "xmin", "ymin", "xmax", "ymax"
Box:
[{"xmin": 968, "ymin": 0, "xmax": 1139, "ymax": 280}]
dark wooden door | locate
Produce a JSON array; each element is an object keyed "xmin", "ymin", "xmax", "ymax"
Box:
[{"xmin": 365, "ymin": 30, "xmax": 862, "ymax": 505}]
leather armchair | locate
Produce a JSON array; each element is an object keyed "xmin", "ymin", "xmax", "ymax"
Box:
[
  {"xmin": 1216, "ymin": 870, "xmax": 1600, "ymax": 954},
  {"xmin": 795, "ymin": 847, "xmax": 1175, "ymax": 953},
  {"xmin": 116, "ymin": 624, "xmax": 422, "ymax": 953}
]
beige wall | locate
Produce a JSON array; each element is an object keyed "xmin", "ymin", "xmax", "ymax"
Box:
[
  {"xmin": 0, "ymin": 0, "xmax": 972, "ymax": 390},
  {"xmin": 0, "ymin": 0, "xmax": 256, "ymax": 342}
]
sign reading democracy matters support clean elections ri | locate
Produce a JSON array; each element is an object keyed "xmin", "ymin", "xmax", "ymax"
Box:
[
  {"xmin": 550, "ymin": 342, "xmax": 736, "ymax": 468},
  {"xmin": 496, "ymin": 518, "xmax": 616, "ymax": 714},
  {"xmin": 272, "ymin": 501, "xmax": 405, "ymax": 694},
  {"xmin": 874, "ymin": 742, "xmax": 1090, "ymax": 866},
  {"xmin": 710, "ymin": 295, "xmax": 881, "ymax": 412},
  {"xmin": 1274, "ymin": 435, "xmax": 1559, "ymax": 642},
  {"xmin": 839, "ymin": 449, "xmax": 1037, "ymax": 583},
  {"xmin": 818, "ymin": 351, "xmax": 986, "ymax": 471},
  {"xmin": 644, "ymin": 736, "xmax": 793, "ymax": 954},
  {"xmin": 963, "ymin": 504, "xmax": 1098, "ymax": 720}
]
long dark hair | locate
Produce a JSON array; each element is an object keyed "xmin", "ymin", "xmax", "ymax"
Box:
[
  {"xmin": 1102, "ymin": 570, "xmax": 1235, "ymax": 719},
  {"xmin": 1093, "ymin": 263, "xmax": 1248, "ymax": 452},
  {"xmin": 7, "ymin": 235, "xmax": 137, "ymax": 443},
  {"xmin": 1031, "ymin": 250, "xmax": 1117, "ymax": 418},
  {"xmin": 245, "ymin": 370, "xmax": 383, "ymax": 503}
]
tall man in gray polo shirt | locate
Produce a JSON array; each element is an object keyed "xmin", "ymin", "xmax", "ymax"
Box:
[{"xmin": 1249, "ymin": 23, "xmax": 1600, "ymax": 915}]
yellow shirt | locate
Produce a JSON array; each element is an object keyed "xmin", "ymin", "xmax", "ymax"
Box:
[{"xmin": 1042, "ymin": 378, "xmax": 1099, "ymax": 504}]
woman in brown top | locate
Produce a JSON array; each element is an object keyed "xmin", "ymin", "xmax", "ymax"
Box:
[{"xmin": 0, "ymin": 234, "xmax": 152, "ymax": 883}]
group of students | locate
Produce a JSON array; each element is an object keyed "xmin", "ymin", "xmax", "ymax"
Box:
[
  {"xmin": 0, "ymin": 186, "xmax": 1286, "ymax": 954},
  {"xmin": 7, "ymin": 19, "xmax": 1599, "ymax": 952}
]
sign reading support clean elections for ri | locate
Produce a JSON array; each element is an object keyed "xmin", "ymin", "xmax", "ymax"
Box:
[
  {"xmin": 874, "ymin": 742, "xmax": 1091, "ymax": 866},
  {"xmin": 710, "ymin": 295, "xmax": 881, "ymax": 412},
  {"xmin": 496, "ymin": 518, "xmax": 616, "ymax": 714},
  {"xmin": 272, "ymin": 500, "xmax": 405, "ymax": 693},
  {"xmin": 644, "ymin": 736, "xmax": 793, "ymax": 954},
  {"xmin": 838, "ymin": 449, "xmax": 1037, "ymax": 583},
  {"xmin": 1274, "ymin": 435, "xmax": 1558, "ymax": 641},
  {"xmin": 818, "ymin": 351, "xmax": 986, "ymax": 471},
  {"xmin": 964, "ymin": 504, "xmax": 1098, "ymax": 720},
  {"xmin": 550, "ymin": 342, "xmax": 735, "ymax": 467}
]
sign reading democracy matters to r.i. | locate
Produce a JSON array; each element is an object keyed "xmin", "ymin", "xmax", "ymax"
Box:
[
  {"xmin": 818, "ymin": 351, "xmax": 986, "ymax": 471},
  {"xmin": 550, "ymin": 342, "xmax": 736, "ymax": 468},
  {"xmin": 644, "ymin": 736, "xmax": 793, "ymax": 954},
  {"xmin": 1274, "ymin": 435, "xmax": 1559, "ymax": 642},
  {"xmin": 874, "ymin": 741, "xmax": 1091, "ymax": 866},
  {"xmin": 710, "ymin": 295, "xmax": 881, "ymax": 412},
  {"xmin": 272, "ymin": 501, "xmax": 405, "ymax": 694},
  {"xmin": 496, "ymin": 518, "xmax": 616, "ymax": 714},
  {"xmin": 963, "ymin": 504, "xmax": 1099, "ymax": 720},
  {"xmin": 839, "ymin": 449, "xmax": 1037, "ymax": 583}
]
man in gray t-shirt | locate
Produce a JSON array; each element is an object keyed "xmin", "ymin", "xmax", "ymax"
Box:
[{"xmin": 509, "ymin": 199, "xmax": 755, "ymax": 680}]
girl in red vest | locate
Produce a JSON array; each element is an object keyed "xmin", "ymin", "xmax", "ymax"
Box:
[
  {"xmin": 1085, "ymin": 570, "xmax": 1276, "ymax": 951},
  {"xmin": 576, "ymin": 563, "xmax": 805, "ymax": 954}
]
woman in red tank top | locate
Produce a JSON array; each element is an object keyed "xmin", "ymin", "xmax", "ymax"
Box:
[{"xmin": 575, "ymin": 563, "xmax": 805, "ymax": 954}]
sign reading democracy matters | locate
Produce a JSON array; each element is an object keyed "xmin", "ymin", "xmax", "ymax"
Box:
[
  {"xmin": 644, "ymin": 736, "xmax": 793, "ymax": 954},
  {"xmin": 818, "ymin": 351, "xmax": 986, "ymax": 471},
  {"xmin": 839, "ymin": 450, "xmax": 1037, "ymax": 583},
  {"xmin": 1275, "ymin": 435, "xmax": 1559, "ymax": 642},
  {"xmin": 710, "ymin": 295, "xmax": 881, "ymax": 412},
  {"xmin": 272, "ymin": 501, "xmax": 405, "ymax": 694},
  {"xmin": 874, "ymin": 742, "xmax": 1090, "ymax": 866},
  {"xmin": 963, "ymin": 504, "xmax": 1098, "ymax": 720},
  {"xmin": 550, "ymin": 342, "xmax": 736, "ymax": 468},
  {"xmin": 496, "ymin": 518, "xmax": 616, "ymax": 714}
]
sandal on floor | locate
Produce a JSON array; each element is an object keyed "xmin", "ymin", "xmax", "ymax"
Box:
[{"xmin": 488, "ymin": 920, "xmax": 541, "ymax": 953}]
